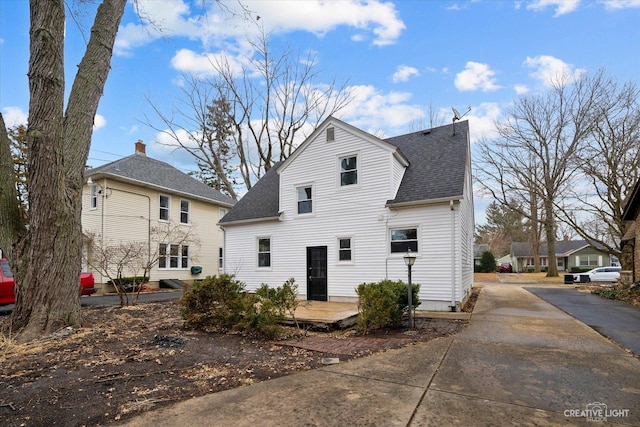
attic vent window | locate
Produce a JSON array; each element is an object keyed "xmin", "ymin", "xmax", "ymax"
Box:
[{"xmin": 326, "ymin": 127, "xmax": 335, "ymax": 142}]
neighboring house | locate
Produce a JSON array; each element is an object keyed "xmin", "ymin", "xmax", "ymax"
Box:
[
  {"xmin": 82, "ymin": 141, "xmax": 235, "ymax": 291},
  {"xmin": 219, "ymin": 117, "xmax": 474, "ymax": 311},
  {"xmin": 474, "ymin": 243, "xmax": 490, "ymax": 268},
  {"xmin": 511, "ymin": 239, "xmax": 614, "ymax": 273},
  {"xmin": 496, "ymin": 254, "xmax": 512, "ymax": 267},
  {"xmin": 621, "ymin": 178, "xmax": 640, "ymax": 283}
]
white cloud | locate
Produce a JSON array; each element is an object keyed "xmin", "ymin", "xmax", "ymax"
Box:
[
  {"xmin": 93, "ymin": 114, "xmax": 106, "ymax": 130},
  {"xmin": 170, "ymin": 48, "xmax": 246, "ymax": 76},
  {"xmin": 526, "ymin": 0, "xmax": 581, "ymax": 16},
  {"xmin": 392, "ymin": 65, "xmax": 419, "ymax": 83},
  {"xmin": 514, "ymin": 84, "xmax": 529, "ymax": 95},
  {"xmin": 523, "ymin": 55, "xmax": 586, "ymax": 87},
  {"xmin": 2, "ymin": 107, "xmax": 28, "ymax": 127},
  {"xmin": 602, "ymin": 0, "xmax": 640, "ymax": 9},
  {"xmin": 338, "ymin": 85, "xmax": 425, "ymax": 135},
  {"xmin": 115, "ymin": 0, "xmax": 405, "ymax": 56},
  {"xmin": 455, "ymin": 62, "xmax": 501, "ymax": 92},
  {"xmin": 246, "ymin": 0, "xmax": 405, "ymax": 46},
  {"xmin": 441, "ymin": 102, "xmax": 501, "ymax": 144},
  {"xmin": 115, "ymin": 0, "xmax": 201, "ymax": 55}
]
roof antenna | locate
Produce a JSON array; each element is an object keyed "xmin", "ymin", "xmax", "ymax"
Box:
[{"xmin": 451, "ymin": 106, "xmax": 471, "ymax": 136}]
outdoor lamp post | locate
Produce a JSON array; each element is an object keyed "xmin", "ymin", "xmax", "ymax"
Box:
[{"xmin": 404, "ymin": 249, "xmax": 416, "ymax": 329}]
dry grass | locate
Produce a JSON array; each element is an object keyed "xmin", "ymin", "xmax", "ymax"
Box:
[
  {"xmin": 474, "ymin": 272, "xmax": 565, "ymax": 284},
  {"xmin": 500, "ymin": 272, "xmax": 565, "ymax": 283}
]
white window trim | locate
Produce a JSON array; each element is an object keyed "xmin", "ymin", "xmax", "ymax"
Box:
[
  {"xmin": 389, "ymin": 226, "xmax": 419, "ymax": 256},
  {"xmin": 257, "ymin": 236, "xmax": 272, "ymax": 270},
  {"xmin": 90, "ymin": 184, "xmax": 98, "ymax": 210},
  {"xmin": 295, "ymin": 183, "xmax": 315, "ymax": 217},
  {"xmin": 336, "ymin": 152, "xmax": 361, "ymax": 189},
  {"xmin": 159, "ymin": 194, "xmax": 171, "ymax": 222},
  {"xmin": 179, "ymin": 199, "xmax": 191, "ymax": 225},
  {"xmin": 337, "ymin": 236, "xmax": 354, "ymax": 264},
  {"xmin": 158, "ymin": 243, "xmax": 190, "ymax": 270}
]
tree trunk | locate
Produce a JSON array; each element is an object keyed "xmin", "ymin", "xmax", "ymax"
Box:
[
  {"xmin": 10, "ymin": 0, "xmax": 126, "ymax": 342},
  {"xmin": 544, "ymin": 199, "xmax": 559, "ymax": 277}
]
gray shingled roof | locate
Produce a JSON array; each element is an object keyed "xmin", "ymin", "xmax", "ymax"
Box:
[
  {"xmin": 474, "ymin": 244, "xmax": 490, "ymax": 258},
  {"xmin": 86, "ymin": 153, "xmax": 235, "ymax": 207},
  {"xmin": 622, "ymin": 178, "xmax": 640, "ymax": 221},
  {"xmin": 385, "ymin": 120, "xmax": 468, "ymax": 205},
  {"xmin": 219, "ymin": 119, "xmax": 469, "ymax": 225},
  {"xmin": 218, "ymin": 162, "xmax": 282, "ymax": 224},
  {"xmin": 511, "ymin": 240, "xmax": 606, "ymax": 257}
]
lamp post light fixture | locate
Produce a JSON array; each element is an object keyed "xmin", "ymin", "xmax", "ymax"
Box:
[{"xmin": 403, "ymin": 249, "xmax": 416, "ymax": 329}]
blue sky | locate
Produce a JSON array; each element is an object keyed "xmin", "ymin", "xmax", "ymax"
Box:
[{"xmin": 1, "ymin": 0, "xmax": 639, "ymax": 224}]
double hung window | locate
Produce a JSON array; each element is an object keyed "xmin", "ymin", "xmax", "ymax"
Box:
[
  {"xmin": 258, "ymin": 238, "xmax": 271, "ymax": 267},
  {"xmin": 159, "ymin": 195, "xmax": 170, "ymax": 221},
  {"xmin": 338, "ymin": 238, "xmax": 352, "ymax": 261},
  {"xmin": 180, "ymin": 199, "xmax": 190, "ymax": 224},
  {"xmin": 390, "ymin": 228, "xmax": 418, "ymax": 253},
  {"xmin": 297, "ymin": 186, "xmax": 313, "ymax": 214},
  {"xmin": 340, "ymin": 156, "xmax": 357, "ymax": 186}
]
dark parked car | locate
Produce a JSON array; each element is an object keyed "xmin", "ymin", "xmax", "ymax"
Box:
[{"xmin": 499, "ymin": 262, "xmax": 513, "ymax": 273}]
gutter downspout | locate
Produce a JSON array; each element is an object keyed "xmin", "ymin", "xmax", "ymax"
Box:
[{"xmin": 450, "ymin": 199, "xmax": 457, "ymax": 312}]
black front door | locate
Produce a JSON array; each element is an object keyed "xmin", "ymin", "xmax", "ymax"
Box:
[{"xmin": 307, "ymin": 246, "xmax": 327, "ymax": 301}]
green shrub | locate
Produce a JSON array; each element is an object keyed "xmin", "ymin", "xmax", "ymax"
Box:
[
  {"xmin": 356, "ymin": 279, "xmax": 420, "ymax": 334},
  {"xmin": 180, "ymin": 276, "xmax": 300, "ymax": 339},
  {"xmin": 477, "ymin": 251, "xmax": 496, "ymax": 273},
  {"xmin": 180, "ymin": 274, "xmax": 254, "ymax": 331}
]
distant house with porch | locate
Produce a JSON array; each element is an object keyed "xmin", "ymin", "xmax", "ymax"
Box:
[
  {"xmin": 511, "ymin": 239, "xmax": 614, "ymax": 273},
  {"xmin": 621, "ymin": 178, "xmax": 640, "ymax": 283}
]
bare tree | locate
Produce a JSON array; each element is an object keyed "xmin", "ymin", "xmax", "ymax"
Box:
[
  {"xmin": 0, "ymin": 0, "xmax": 127, "ymax": 342},
  {"xmin": 146, "ymin": 29, "xmax": 353, "ymax": 196},
  {"xmin": 556, "ymin": 76, "xmax": 640, "ymax": 265},
  {"xmin": 85, "ymin": 221, "xmax": 199, "ymax": 306},
  {"xmin": 476, "ymin": 70, "xmax": 608, "ymax": 276}
]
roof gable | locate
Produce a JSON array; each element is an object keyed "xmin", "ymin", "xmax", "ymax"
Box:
[
  {"xmin": 277, "ymin": 116, "xmax": 409, "ymax": 174},
  {"xmin": 220, "ymin": 117, "xmax": 470, "ymax": 225},
  {"xmin": 86, "ymin": 153, "xmax": 235, "ymax": 207}
]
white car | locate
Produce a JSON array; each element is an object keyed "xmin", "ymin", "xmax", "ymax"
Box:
[{"xmin": 573, "ymin": 267, "xmax": 621, "ymax": 283}]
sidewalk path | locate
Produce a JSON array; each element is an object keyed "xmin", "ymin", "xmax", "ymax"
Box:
[
  {"xmin": 527, "ymin": 286, "xmax": 640, "ymax": 355},
  {"xmin": 120, "ymin": 284, "xmax": 640, "ymax": 426}
]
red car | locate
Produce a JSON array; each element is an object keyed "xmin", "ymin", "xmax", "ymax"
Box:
[
  {"xmin": 499, "ymin": 262, "xmax": 513, "ymax": 273},
  {"xmin": 0, "ymin": 258, "xmax": 95, "ymax": 305}
]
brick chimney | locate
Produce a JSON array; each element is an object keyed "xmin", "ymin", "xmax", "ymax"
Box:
[{"xmin": 135, "ymin": 140, "xmax": 146, "ymax": 156}]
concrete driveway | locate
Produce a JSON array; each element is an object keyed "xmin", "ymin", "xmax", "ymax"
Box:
[{"xmin": 119, "ymin": 283, "xmax": 640, "ymax": 426}]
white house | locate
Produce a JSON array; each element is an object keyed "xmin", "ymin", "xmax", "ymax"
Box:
[{"xmin": 219, "ymin": 117, "xmax": 474, "ymax": 311}]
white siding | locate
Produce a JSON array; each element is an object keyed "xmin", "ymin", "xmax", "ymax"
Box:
[{"xmin": 224, "ymin": 120, "xmax": 474, "ymax": 311}]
